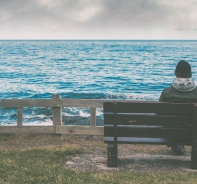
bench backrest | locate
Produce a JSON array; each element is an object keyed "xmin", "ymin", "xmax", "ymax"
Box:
[{"xmin": 104, "ymin": 101, "xmax": 196, "ymax": 145}]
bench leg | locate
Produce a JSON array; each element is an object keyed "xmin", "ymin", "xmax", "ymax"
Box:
[
  {"xmin": 107, "ymin": 144, "xmax": 118, "ymax": 167},
  {"xmin": 191, "ymin": 139, "xmax": 197, "ymax": 169},
  {"xmin": 191, "ymin": 105, "xmax": 197, "ymax": 169}
]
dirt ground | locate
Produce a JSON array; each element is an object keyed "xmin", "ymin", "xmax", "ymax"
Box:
[
  {"xmin": 0, "ymin": 134, "xmax": 196, "ymax": 173},
  {"xmin": 63, "ymin": 135, "xmax": 197, "ymax": 173},
  {"xmin": 65, "ymin": 143, "xmax": 195, "ymax": 173}
]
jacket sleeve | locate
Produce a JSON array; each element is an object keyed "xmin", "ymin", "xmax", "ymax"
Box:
[{"xmin": 159, "ymin": 90, "xmax": 166, "ymax": 102}]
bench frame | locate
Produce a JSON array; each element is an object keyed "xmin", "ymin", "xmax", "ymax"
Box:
[{"xmin": 104, "ymin": 101, "xmax": 197, "ymax": 169}]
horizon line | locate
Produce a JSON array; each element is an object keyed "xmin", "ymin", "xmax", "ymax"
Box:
[{"xmin": 1, "ymin": 39, "xmax": 197, "ymax": 41}]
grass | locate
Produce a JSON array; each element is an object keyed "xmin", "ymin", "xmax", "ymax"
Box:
[{"xmin": 0, "ymin": 134, "xmax": 197, "ymax": 184}]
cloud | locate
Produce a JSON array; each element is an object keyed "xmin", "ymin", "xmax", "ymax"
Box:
[{"xmin": 0, "ymin": 0, "xmax": 197, "ymax": 39}]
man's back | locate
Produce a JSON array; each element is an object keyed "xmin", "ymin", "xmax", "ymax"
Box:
[
  {"xmin": 159, "ymin": 60, "xmax": 197, "ymax": 155},
  {"xmin": 159, "ymin": 86, "xmax": 197, "ymax": 103}
]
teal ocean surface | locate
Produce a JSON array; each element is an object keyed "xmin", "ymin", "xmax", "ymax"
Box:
[{"xmin": 0, "ymin": 40, "xmax": 197, "ymax": 125}]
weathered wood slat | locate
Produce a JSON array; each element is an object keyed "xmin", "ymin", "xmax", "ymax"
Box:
[
  {"xmin": 52, "ymin": 94, "xmax": 62, "ymax": 125},
  {"xmin": 52, "ymin": 107, "xmax": 62, "ymax": 125},
  {"xmin": 104, "ymin": 126, "xmax": 192, "ymax": 139},
  {"xmin": 104, "ymin": 102, "xmax": 194, "ymax": 115},
  {"xmin": 17, "ymin": 107, "xmax": 23, "ymax": 126},
  {"xmin": 90, "ymin": 107, "xmax": 96, "ymax": 127},
  {"xmin": 0, "ymin": 99, "xmax": 54, "ymax": 107},
  {"xmin": 60, "ymin": 98, "xmax": 105, "ymax": 108},
  {"xmin": 0, "ymin": 126, "xmax": 55, "ymax": 134},
  {"xmin": 104, "ymin": 114, "xmax": 192, "ymax": 127},
  {"xmin": 55, "ymin": 125, "xmax": 104, "ymax": 135}
]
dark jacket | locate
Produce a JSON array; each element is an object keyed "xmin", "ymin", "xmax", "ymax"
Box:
[{"xmin": 159, "ymin": 86, "xmax": 197, "ymax": 103}]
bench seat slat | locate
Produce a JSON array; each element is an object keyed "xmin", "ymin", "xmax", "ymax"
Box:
[
  {"xmin": 104, "ymin": 137, "xmax": 192, "ymax": 145},
  {"xmin": 104, "ymin": 126, "xmax": 192, "ymax": 139},
  {"xmin": 104, "ymin": 114, "xmax": 192, "ymax": 127}
]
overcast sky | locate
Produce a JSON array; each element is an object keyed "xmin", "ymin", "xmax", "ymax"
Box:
[{"xmin": 1, "ymin": 0, "xmax": 197, "ymax": 40}]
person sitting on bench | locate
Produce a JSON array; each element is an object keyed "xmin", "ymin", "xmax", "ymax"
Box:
[{"xmin": 159, "ymin": 60, "xmax": 197, "ymax": 155}]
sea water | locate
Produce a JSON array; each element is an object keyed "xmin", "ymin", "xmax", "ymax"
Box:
[{"xmin": 0, "ymin": 40, "xmax": 197, "ymax": 125}]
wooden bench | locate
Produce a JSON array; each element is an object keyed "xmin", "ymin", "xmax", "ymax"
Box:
[{"xmin": 104, "ymin": 101, "xmax": 197, "ymax": 169}]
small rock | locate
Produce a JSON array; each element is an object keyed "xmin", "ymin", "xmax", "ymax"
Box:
[{"xmin": 66, "ymin": 161, "xmax": 75, "ymax": 165}]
